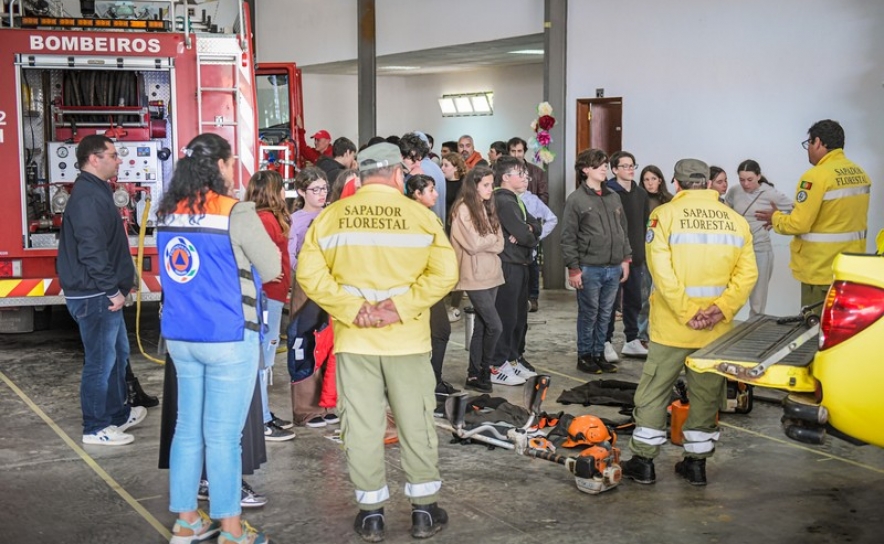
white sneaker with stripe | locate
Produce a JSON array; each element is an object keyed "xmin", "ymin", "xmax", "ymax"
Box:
[
  {"xmin": 489, "ymin": 364, "xmax": 527, "ymax": 386},
  {"xmin": 509, "ymin": 360, "xmax": 537, "ymax": 378}
]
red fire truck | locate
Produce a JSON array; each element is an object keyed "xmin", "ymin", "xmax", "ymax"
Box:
[{"xmin": 0, "ymin": 2, "xmax": 303, "ymax": 332}]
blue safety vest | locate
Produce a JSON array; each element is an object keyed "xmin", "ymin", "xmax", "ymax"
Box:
[{"xmin": 157, "ymin": 192, "xmax": 263, "ymax": 342}]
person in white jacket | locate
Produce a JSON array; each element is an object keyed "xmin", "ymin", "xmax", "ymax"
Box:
[{"xmin": 725, "ymin": 159, "xmax": 793, "ymax": 317}]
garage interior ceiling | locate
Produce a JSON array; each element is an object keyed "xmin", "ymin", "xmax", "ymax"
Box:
[{"xmin": 300, "ymin": 33, "xmax": 544, "ymax": 76}]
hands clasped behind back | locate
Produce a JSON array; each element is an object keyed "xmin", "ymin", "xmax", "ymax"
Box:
[
  {"xmin": 688, "ymin": 304, "xmax": 725, "ymax": 330},
  {"xmin": 354, "ymin": 299, "xmax": 402, "ymax": 328}
]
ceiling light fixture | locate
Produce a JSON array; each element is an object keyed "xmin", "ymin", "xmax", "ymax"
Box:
[
  {"xmin": 438, "ymin": 92, "xmax": 494, "ymax": 117},
  {"xmin": 508, "ymin": 49, "xmax": 544, "ymax": 55},
  {"xmin": 379, "ymin": 65, "xmax": 421, "ymax": 71}
]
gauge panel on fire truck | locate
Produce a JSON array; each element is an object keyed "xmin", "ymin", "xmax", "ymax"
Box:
[{"xmin": 46, "ymin": 140, "xmax": 164, "ymax": 184}]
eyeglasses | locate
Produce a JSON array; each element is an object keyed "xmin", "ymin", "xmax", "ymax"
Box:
[
  {"xmin": 305, "ymin": 185, "xmax": 329, "ymax": 195},
  {"xmin": 801, "ymin": 138, "xmax": 813, "ymax": 150},
  {"xmin": 506, "ymin": 169, "xmax": 528, "ymax": 178},
  {"xmin": 615, "ymin": 163, "xmax": 637, "ymax": 170}
]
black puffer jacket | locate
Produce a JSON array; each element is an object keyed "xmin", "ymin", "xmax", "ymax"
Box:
[{"xmin": 494, "ymin": 188, "xmax": 541, "ymax": 266}]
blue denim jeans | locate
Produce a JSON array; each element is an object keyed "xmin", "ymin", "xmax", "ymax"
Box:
[
  {"xmin": 260, "ymin": 298, "xmax": 284, "ymax": 424},
  {"xmin": 168, "ymin": 329, "xmax": 259, "ymax": 519},
  {"xmin": 576, "ymin": 265, "xmax": 621, "ymax": 356},
  {"xmin": 66, "ymin": 295, "xmax": 131, "ymax": 435}
]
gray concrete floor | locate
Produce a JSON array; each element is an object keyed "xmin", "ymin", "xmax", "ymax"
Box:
[{"xmin": 1, "ymin": 290, "xmax": 883, "ymax": 544}]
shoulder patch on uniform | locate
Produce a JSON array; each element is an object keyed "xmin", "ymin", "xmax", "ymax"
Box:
[
  {"xmin": 645, "ymin": 229, "xmax": 655, "ymax": 243},
  {"xmin": 796, "ymin": 190, "xmax": 808, "ymax": 203},
  {"xmin": 799, "ymin": 180, "xmax": 813, "ymax": 190},
  {"xmin": 647, "ymin": 218, "xmax": 658, "ymax": 228}
]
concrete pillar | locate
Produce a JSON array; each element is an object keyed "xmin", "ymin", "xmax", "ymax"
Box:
[
  {"xmin": 357, "ymin": 0, "xmax": 377, "ymax": 146},
  {"xmin": 543, "ymin": 0, "xmax": 567, "ymax": 289}
]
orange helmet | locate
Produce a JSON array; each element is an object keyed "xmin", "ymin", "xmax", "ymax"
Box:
[{"xmin": 561, "ymin": 415, "xmax": 613, "ymax": 448}]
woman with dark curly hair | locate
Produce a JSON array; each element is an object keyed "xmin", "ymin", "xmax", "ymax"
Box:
[{"xmin": 157, "ymin": 133, "xmax": 280, "ymax": 544}]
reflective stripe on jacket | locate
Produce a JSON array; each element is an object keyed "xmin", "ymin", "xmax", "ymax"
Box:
[
  {"xmin": 772, "ymin": 149, "xmax": 871, "ymax": 285},
  {"xmin": 297, "ymin": 184, "xmax": 459, "ymax": 356},
  {"xmin": 647, "ymin": 189, "xmax": 757, "ymax": 348}
]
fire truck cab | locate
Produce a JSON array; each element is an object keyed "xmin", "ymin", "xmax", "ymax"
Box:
[{"xmin": 0, "ymin": 1, "xmax": 302, "ymax": 332}]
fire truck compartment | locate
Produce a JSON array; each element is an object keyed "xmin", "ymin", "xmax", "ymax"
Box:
[{"xmin": 686, "ymin": 314, "xmax": 818, "ymax": 392}]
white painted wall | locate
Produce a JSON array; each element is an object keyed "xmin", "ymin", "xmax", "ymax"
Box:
[
  {"xmin": 299, "ymin": 64, "xmax": 544, "ymax": 154},
  {"xmin": 379, "ymin": 64, "xmax": 544, "ymax": 153},
  {"xmin": 566, "ymin": 0, "xmax": 884, "ymax": 317},
  {"xmin": 299, "ymin": 74, "xmax": 360, "ymax": 144},
  {"xmin": 255, "ymin": 0, "xmax": 543, "ymax": 65}
]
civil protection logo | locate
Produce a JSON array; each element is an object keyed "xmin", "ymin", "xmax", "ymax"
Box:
[{"xmin": 163, "ymin": 236, "xmax": 200, "ymax": 283}]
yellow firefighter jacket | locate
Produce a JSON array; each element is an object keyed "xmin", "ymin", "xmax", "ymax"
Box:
[
  {"xmin": 772, "ymin": 149, "xmax": 871, "ymax": 286},
  {"xmin": 296, "ymin": 184, "xmax": 458, "ymax": 356},
  {"xmin": 647, "ymin": 189, "xmax": 758, "ymax": 349}
]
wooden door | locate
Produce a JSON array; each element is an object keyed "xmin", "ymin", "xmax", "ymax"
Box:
[{"xmin": 576, "ymin": 98, "xmax": 622, "ymax": 156}]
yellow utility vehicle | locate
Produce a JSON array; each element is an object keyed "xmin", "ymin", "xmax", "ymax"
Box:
[{"xmin": 688, "ymin": 231, "xmax": 884, "ymax": 448}]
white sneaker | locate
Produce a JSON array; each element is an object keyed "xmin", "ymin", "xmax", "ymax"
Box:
[
  {"xmin": 447, "ymin": 307, "xmax": 462, "ymax": 322},
  {"xmin": 489, "ymin": 365, "xmax": 527, "ymax": 386},
  {"xmin": 82, "ymin": 425, "xmax": 134, "ymax": 446},
  {"xmin": 622, "ymin": 339, "xmax": 649, "ymax": 357},
  {"xmin": 117, "ymin": 406, "xmax": 147, "ymax": 432},
  {"xmin": 604, "ymin": 342, "xmax": 620, "ymax": 363},
  {"xmin": 509, "ymin": 360, "xmax": 537, "ymax": 378}
]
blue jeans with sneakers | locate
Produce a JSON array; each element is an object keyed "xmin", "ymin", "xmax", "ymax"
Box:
[
  {"xmin": 66, "ymin": 295, "xmax": 131, "ymax": 435},
  {"xmin": 260, "ymin": 298, "xmax": 284, "ymax": 424},
  {"xmin": 576, "ymin": 265, "xmax": 621, "ymax": 357},
  {"xmin": 168, "ymin": 329, "xmax": 259, "ymax": 519}
]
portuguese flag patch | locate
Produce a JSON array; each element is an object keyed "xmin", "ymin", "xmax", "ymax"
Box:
[{"xmin": 800, "ymin": 180, "xmax": 813, "ymax": 190}]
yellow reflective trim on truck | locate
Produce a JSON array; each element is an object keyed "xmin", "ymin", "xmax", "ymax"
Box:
[{"xmin": 0, "ymin": 279, "xmax": 46, "ymax": 297}]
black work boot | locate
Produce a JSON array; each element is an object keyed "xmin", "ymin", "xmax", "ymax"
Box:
[
  {"xmin": 411, "ymin": 502, "xmax": 448, "ymax": 539},
  {"xmin": 675, "ymin": 457, "xmax": 707, "ymax": 486},
  {"xmin": 621, "ymin": 455, "xmax": 656, "ymax": 484},
  {"xmin": 576, "ymin": 354, "xmax": 602, "ymax": 374},
  {"xmin": 127, "ymin": 376, "xmax": 159, "ymax": 408},
  {"xmin": 354, "ymin": 507, "xmax": 385, "ymax": 542},
  {"xmin": 595, "ymin": 354, "xmax": 618, "ymax": 374}
]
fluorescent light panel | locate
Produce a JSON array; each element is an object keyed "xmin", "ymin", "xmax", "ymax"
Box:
[
  {"xmin": 454, "ymin": 96, "xmax": 473, "ymax": 113},
  {"xmin": 508, "ymin": 49, "xmax": 544, "ymax": 55},
  {"xmin": 470, "ymin": 95, "xmax": 491, "ymax": 113},
  {"xmin": 438, "ymin": 92, "xmax": 494, "ymax": 117},
  {"xmin": 438, "ymin": 98, "xmax": 457, "ymax": 115}
]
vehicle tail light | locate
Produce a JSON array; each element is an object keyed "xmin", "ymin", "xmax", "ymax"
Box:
[
  {"xmin": 0, "ymin": 260, "xmax": 23, "ymax": 278},
  {"xmin": 819, "ymin": 280, "xmax": 884, "ymax": 350}
]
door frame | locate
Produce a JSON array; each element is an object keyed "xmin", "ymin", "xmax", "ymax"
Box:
[{"xmin": 575, "ymin": 97, "xmax": 623, "ymax": 155}]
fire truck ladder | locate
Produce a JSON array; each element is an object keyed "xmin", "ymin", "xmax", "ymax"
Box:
[{"xmin": 195, "ymin": 41, "xmax": 242, "ymax": 189}]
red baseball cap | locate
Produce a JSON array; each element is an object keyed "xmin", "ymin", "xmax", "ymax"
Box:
[{"xmin": 311, "ymin": 130, "xmax": 331, "ymax": 140}]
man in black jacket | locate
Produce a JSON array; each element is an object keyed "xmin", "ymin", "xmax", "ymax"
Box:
[
  {"xmin": 490, "ymin": 156, "xmax": 541, "ymax": 387},
  {"xmin": 604, "ymin": 151, "xmax": 650, "ymax": 361},
  {"xmin": 58, "ymin": 135, "xmax": 146, "ymax": 446}
]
